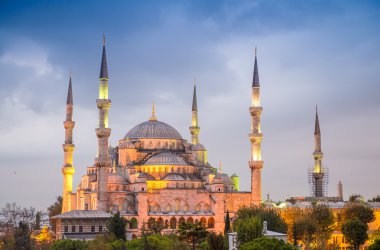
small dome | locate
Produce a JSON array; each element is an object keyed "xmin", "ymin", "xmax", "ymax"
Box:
[
  {"xmin": 138, "ymin": 172, "xmax": 155, "ymax": 181},
  {"xmin": 191, "ymin": 143, "xmax": 206, "ymax": 151},
  {"xmin": 144, "ymin": 152, "xmax": 188, "ymax": 166},
  {"xmin": 162, "ymin": 173, "xmax": 185, "ymax": 181},
  {"xmin": 108, "ymin": 174, "xmax": 127, "ymax": 184},
  {"xmin": 125, "ymin": 120, "xmax": 182, "ymax": 140}
]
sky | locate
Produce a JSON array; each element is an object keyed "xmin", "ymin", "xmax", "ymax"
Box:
[{"xmin": 0, "ymin": 0, "xmax": 379, "ymax": 211}]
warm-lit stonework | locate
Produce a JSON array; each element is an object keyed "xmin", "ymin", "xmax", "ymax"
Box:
[{"xmin": 53, "ymin": 39, "xmax": 264, "ymax": 240}]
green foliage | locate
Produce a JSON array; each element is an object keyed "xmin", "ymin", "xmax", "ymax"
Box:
[
  {"xmin": 14, "ymin": 222, "xmax": 31, "ymax": 250},
  {"xmin": 369, "ymin": 195, "xmax": 380, "ymax": 202},
  {"xmin": 234, "ymin": 216, "xmax": 263, "ymax": 245},
  {"xmin": 207, "ymin": 232, "xmax": 227, "ymax": 250},
  {"xmin": 224, "ymin": 210, "xmax": 231, "ymax": 234},
  {"xmin": 342, "ymin": 218, "xmax": 368, "ymax": 250},
  {"xmin": 236, "ymin": 207, "xmax": 287, "ymax": 233},
  {"xmin": 49, "ymin": 239, "xmax": 86, "ymax": 250},
  {"xmin": 178, "ymin": 222, "xmax": 208, "ymax": 250},
  {"xmin": 239, "ymin": 237, "xmax": 296, "ymax": 250},
  {"xmin": 124, "ymin": 234, "xmax": 190, "ymax": 250},
  {"xmin": 47, "ymin": 196, "xmax": 62, "ymax": 232},
  {"xmin": 369, "ymin": 239, "xmax": 380, "ymax": 250},
  {"xmin": 349, "ymin": 194, "xmax": 364, "ymax": 203},
  {"xmin": 343, "ymin": 202, "xmax": 375, "ymax": 224},
  {"xmin": 107, "ymin": 212, "xmax": 127, "ymax": 240},
  {"xmin": 35, "ymin": 211, "xmax": 41, "ymax": 230},
  {"xmin": 293, "ymin": 215, "xmax": 317, "ymax": 249},
  {"xmin": 310, "ymin": 204, "xmax": 334, "ymax": 249}
]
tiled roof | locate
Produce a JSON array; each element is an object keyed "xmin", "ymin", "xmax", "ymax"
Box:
[{"xmin": 52, "ymin": 210, "xmax": 111, "ymax": 219}]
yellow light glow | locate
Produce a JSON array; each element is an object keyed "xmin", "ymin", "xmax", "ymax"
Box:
[{"xmin": 147, "ymin": 180, "xmax": 169, "ymax": 191}]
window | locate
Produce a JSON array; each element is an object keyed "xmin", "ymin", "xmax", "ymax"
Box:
[
  {"xmin": 85, "ymin": 203, "xmax": 89, "ymax": 210},
  {"xmin": 91, "ymin": 226, "xmax": 95, "ymax": 232},
  {"xmin": 64, "ymin": 226, "xmax": 68, "ymax": 232},
  {"xmin": 72, "ymin": 226, "xmax": 76, "ymax": 232},
  {"xmin": 142, "ymin": 187, "xmax": 145, "ymax": 191},
  {"xmin": 79, "ymin": 226, "xmax": 83, "ymax": 232},
  {"xmin": 99, "ymin": 225, "xmax": 103, "ymax": 232}
]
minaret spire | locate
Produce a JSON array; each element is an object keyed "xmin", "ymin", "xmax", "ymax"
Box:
[
  {"xmin": 62, "ymin": 75, "xmax": 76, "ymax": 213},
  {"xmin": 99, "ymin": 34, "xmax": 108, "ymax": 79},
  {"xmin": 314, "ymin": 106, "xmax": 321, "ymax": 135},
  {"xmin": 95, "ymin": 36, "xmax": 112, "ymax": 211},
  {"xmin": 149, "ymin": 102, "xmax": 157, "ymax": 121},
  {"xmin": 189, "ymin": 80, "xmax": 200, "ymax": 145},
  {"xmin": 249, "ymin": 48, "xmax": 264, "ymax": 205},
  {"xmin": 252, "ymin": 47, "xmax": 260, "ymax": 87}
]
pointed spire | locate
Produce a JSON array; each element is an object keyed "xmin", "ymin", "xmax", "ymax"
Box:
[
  {"xmin": 314, "ymin": 106, "xmax": 321, "ymax": 135},
  {"xmin": 99, "ymin": 34, "xmax": 109, "ymax": 79},
  {"xmin": 252, "ymin": 47, "xmax": 260, "ymax": 87},
  {"xmin": 66, "ymin": 73, "xmax": 73, "ymax": 105},
  {"xmin": 219, "ymin": 160, "xmax": 222, "ymax": 174},
  {"xmin": 192, "ymin": 80, "xmax": 198, "ymax": 112},
  {"xmin": 149, "ymin": 102, "xmax": 157, "ymax": 121}
]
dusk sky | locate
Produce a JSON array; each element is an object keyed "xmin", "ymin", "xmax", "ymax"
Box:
[{"xmin": 0, "ymin": 0, "xmax": 379, "ymax": 211}]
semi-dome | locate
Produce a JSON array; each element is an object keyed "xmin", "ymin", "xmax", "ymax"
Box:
[
  {"xmin": 108, "ymin": 173, "xmax": 127, "ymax": 184},
  {"xmin": 144, "ymin": 152, "xmax": 188, "ymax": 166},
  {"xmin": 124, "ymin": 120, "xmax": 182, "ymax": 140}
]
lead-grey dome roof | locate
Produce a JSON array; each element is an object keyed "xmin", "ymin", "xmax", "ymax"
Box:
[
  {"xmin": 144, "ymin": 152, "xmax": 188, "ymax": 166},
  {"xmin": 124, "ymin": 120, "xmax": 182, "ymax": 140}
]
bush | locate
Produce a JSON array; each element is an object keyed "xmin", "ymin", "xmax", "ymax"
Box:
[
  {"xmin": 49, "ymin": 239, "xmax": 86, "ymax": 250},
  {"xmin": 234, "ymin": 216, "xmax": 263, "ymax": 245},
  {"xmin": 239, "ymin": 237, "xmax": 296, "ymax": 250}
]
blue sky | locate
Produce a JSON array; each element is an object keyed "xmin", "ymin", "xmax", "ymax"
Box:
[{"xmin": 0, "ymin": 0, "xmax": 379, "ymax": 210}]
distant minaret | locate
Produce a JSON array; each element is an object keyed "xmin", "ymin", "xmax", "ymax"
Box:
[
  {"xmin": 338, "ymin": 181, "xmax": 343, "ymax": 200},
  {"xmin": 189, "ymin": 81, "xmax": 200, "ymax": 145},
  {"xmin": 249, "ymin": 48, "xmax": 264, "ymax": 205},
  {"xmin": 61, "ymin": 74, "xmax": 75, "ymax": 213},
  {"xmin": 95, "ymin": 35, "xmax": 112, "ymax": 211},
  {"xmin": 312, "ymin": 106, "xmax": 325, "ymax": 197}
]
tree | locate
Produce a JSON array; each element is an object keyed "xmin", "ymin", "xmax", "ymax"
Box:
[
  {"xmin": 34, "ymin": 211, "xmax": 41, "ymax": 230},
  {"xmin": 34, "ymin": 225, "xmax": 53, "ymax": 247},
  {"xmin": 224, "ymin": 210, "xmax": 231, "ymax": 234},
  {"xmin": 239, "ymin": 237, "xmax": 296, "ymax": 250},
  {"xmin": 207, "ymin": 232, "xmax": 227, "ymax": 250},
  {"xmin": 178, "ymin": 222, "xmax": 208, "ymax": 250},
  {"xmin": 236, "ymin": 207, "xmax": 287, "ymax": 233},
  {"xmin": 310, "ymin": 204, "xmax": 334, "ymax": 249},
  {"xmin": 342, "ymin": 218, "xmax": 368, "ymax": 250},
  {"xmin": 369, "ymin": 195, "xmax": 380, "ymax": 202},
  {"xmin": 50, "ymin": 239, "xmax": 86, "ymax": 250},
  {"xmin": 107, "ymin": 211, "xmax": 127, "ymax": 240},
  {"xmin": 234, "ymin": 216, "xmax": 263, "ymax": 245},
  {"xmin": 14, "ymin": 222, "xmax": 31, "ymax": 250},
  {"xmin": 343, "ymin": 202, "xmax": 375, "ymax": 225},
  {"xmin": 293, "ymin": 216, "xmax": 317, "ymax": 250},
  {"xmin": 349, "ymin": 194, "xmax": 364, "ymax": 203},
  {"xmin": 47, "ymin": 196, "xmax": 62, "ymax": 232},
  {"xmin": 369, "ymin": 239, "xmax": 380, "ymax": 250}
]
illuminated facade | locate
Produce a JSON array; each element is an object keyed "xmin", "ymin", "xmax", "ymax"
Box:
[{"xmin": 56, "ymin": 39, "xmax": 264, "ymax": 238}]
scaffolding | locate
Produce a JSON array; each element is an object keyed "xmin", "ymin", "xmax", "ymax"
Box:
[{"xmin": 308, "ymin": 166, "xmax": 328, "ymax": 197}]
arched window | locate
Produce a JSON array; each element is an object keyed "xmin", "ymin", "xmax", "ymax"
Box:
[
  {"xmin": 148, "ymin": 218, "xmax": 155, "ymax": 229},
  {"xmin": 166, "ymin": 204, "xmax": 172, "ymax": 212},
  {"xmin": 186, "ymin": 217, "xmax": 194, "ymax": 224},
  {"xmin": 195, "ymin": 204, "xmax": 201, "ymax": 212},
  {"xmin": 200, "ymin": 217, "xmax": 207, "ymax": 227},
  {"xmin": 170, "ymin": 217, "xmax": 177, "ymax": 229},
  {"xmin": 208, "ymin": 217, "xmax": 215, "ymax": 228},
  {"xmin": 157, "ymin": 217, "xmax": 164, "ymax": 227},
  {"xmin": 204, "ymin": 204, "xmax": 210, "ymax": 212},
  {"xmin": 184, "ymin": 204, "xmax": 189, "ymax": 212},
  {"xmin": 178, "ymin": 217, "xmax": 185, "ymax": 227},
  {"xmin": 130, "ymin": 218, "xmax": 138, "ymax": 229}
]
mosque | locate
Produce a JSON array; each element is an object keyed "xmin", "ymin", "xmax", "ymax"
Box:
[{"xmin": 53, "ymin": 39, "xmax": 264, "ymax": 239}]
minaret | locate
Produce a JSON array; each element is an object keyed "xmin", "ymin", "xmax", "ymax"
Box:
[
  {"xmin": 248, "ymin": 48, "xmax": 264, "ymax": 205},
  {"xmin": 189, "ymin": 82, "xmax": 200, "ymax": 145},
  {"xmin": 312, "ymin": 106, "xmax": 324, "ymax": 197},
  {"xmin": 95, "ymin": 35, "xmax": 112, "ymax": 211},
  {"xmin": 61, "ymin": 74, "xmax": 75, "ymax": 213}
]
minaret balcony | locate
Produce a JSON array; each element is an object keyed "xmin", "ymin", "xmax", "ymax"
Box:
[
  {"xmin": 95, "ymin": 157, "xmax": 112, "ymax": 167},
  {"xmin": 249, "ymin": 132, "xmax": 263, "ymax": 142},
  {"xmin": 96, "ymin": 99, "xmax": 111, "ymax": 109},
  {"xmin": 249, "ymin": 106, "xmax": 263, "ymax": 115},
  {"xmin": 249, "ymin": 160, "xmax": 264, "ymax": 170},
  {"xmin": 62, "ymin": 144, "xmax": 75, "ymax": 152},
  {"xmin": 61, "ymin": 165, "xmax": 75, "ymax": 175},
  {"xmin": 96, "ymin": 127, "xmax": 111, "ymax": 138},
  {"xmin": 63, "ymin": 121, "xmax": 75, "ymax": 129}
]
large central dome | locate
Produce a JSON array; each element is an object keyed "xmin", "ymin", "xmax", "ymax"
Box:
[{"xmin": 124, "ymin": 120, "xmax": 183, "ymax": 140}]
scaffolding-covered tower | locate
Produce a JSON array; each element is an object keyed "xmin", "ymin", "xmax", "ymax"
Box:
[
  {"xmin": 309, "ymin": 107, "xmax": 328, "ymax": 197},
  {"xmin": 308, "ymin": 166, "xmax": 328, "ymax": 197}
]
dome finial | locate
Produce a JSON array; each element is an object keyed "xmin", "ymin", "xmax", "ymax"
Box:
[
  {"xmin": 219, "ymin": 160, "xmax": 222, "ymax": 174},
  {"xmin": 149, "ymin": 102, "xmax": 157, "ymax": 121}
]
